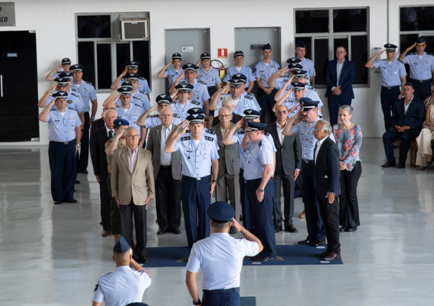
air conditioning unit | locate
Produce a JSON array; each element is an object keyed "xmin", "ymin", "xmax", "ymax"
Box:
[{"xmin": 120, "ymin": 18, "xmax": 149, "ymax": 41}]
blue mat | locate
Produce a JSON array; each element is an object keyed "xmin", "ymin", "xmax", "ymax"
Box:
[{"xmin": 142, "ymin": 245, "xmax": 342, "ymax": 267}]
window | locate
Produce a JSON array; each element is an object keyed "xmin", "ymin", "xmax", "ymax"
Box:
[
  {"xmin": 76, "ymin": 13, "xmax": 150, "ymax": 92},
  {"xmin": 294, "ymin": 8, "xmax": 369, "ymax": 86},
  {"xmin": 399, "ymin": 6, "xmax": 434, "ymax": 54}
]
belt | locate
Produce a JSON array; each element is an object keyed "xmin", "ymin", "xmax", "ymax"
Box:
[
  {"xmin": 203, "ymin": 287, "xmax": 240, "ymax": 293},
  {"xmin": 183, "ymin": 175, "xmax": 210, "ymax": 181},
  {"xmin": 303, "ymin": 158, "xmax": 313, "ymax": 163},
  {"xmin": 50, "ymin": 140, "xmax": 74, "ymax": 145},
  {"xmin": 410, "ymin": 78, "xmax": 431, "ymax": 83},
  {"xmin": 382, "ymin": 86, "xmax": 399, "ymax": 90},
  {"xmin": 160, "ymin": 165, "xmax": 171, "ymax": 168}
]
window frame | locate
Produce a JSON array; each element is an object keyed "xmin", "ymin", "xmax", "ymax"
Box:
[{"xmin": 294, "ymin": 7, "xmax": 370, "ymax": 88}]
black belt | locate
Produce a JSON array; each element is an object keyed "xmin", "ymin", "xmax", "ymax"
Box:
[
  {"xmin": 303, "ymin": 159, "xmax": 314, "ymax": 163},
  {"xmin": 50, "ymin": 140, "xmax": 74, "ymax": 145},
  {"xmin": 183, "ymin": 175, "xmax": 210, "ymax": 181},
  {"xmin": 160, "ymin": 165, "xmax": 171, "ymax": 168},
  {"xmin": 382, "ymin": 86, "xmax": 399, "ymax": 90},
  {"xmin": 203, "ymin": 287, "xmax": 240, "ymax": 293},
  {"xmin": 410, "ymin": 78, "xmax": 431, "ymax": 83}
]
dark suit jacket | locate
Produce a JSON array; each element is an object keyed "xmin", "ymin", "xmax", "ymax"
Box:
[
  {"xmin": 146, "ymin": 124, "xmax": 182, "ymax": 180},
  {"xmin": 265, "ymin": 122, "xmax": 301, "ymax": 177},
  {"xmin": 315, "ymin": 137, "xmax": 341, "ymax": 197},
  {"xmin": 90, "ymin": 118, "xmax": 104, "ymax": 135},
  {"xmin": 211, "ymin": 122, "xmax": 241, "ymax": 176},
  {"xmin": 324, "ymin": 59, "xmax": 355, "ymax": 100},
  {"xmin": 90, "ymin": 127, "xmax": 109, "ymax": 178},
  {"xmin": 391, "ymin": 97, "xmax": 425, "ymax": 130}
]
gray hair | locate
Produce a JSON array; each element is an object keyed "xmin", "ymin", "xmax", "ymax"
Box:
[
  {"xmin": 339, "ymin": 105, "xmax": 353, "ymax": 115},
  {"xmin": 103, "ymin": 109, "xmax": 116, "ymax": 118},
  {"xmin": 221, "ymin": 96, "xmax": 235, "ymax": 106},
  {"xmin": 316, "ymin": 119, "xmax": 332, "ymax": 135},
  {"xmin": 126, "ymin": 127, "xmax": 138, "ymax": 134},
  {"xmin": 218, "ymin": 106, "xmax": 233, "ymax": 116}
]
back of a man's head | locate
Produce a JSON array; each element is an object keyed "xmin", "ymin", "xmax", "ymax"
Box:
[{"xmin": 113, "ymin": 249, "xmax": 131, "ymax": 267}]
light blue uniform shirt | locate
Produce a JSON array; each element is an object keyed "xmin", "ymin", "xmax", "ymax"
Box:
[
  {"xmin": 174, "ymin": 134, "xmax": 219, "ymax": 178},
  {"xmin": 403, "ymin": 52, "xmax": 434, "ymax": 80},
  {"xmin": 171, "ymin": 100, "xmax": 202, "ymax": 122},
  {"xmin": 116, "ymin": 103, "xmax": 145, "ymax": 136},
  {"xmin": 233, "ymin": 94, "xmax": 262, "ymax": 117},
  {"xmin": 283, "ymin": 89, "xmax": 323, "ymax": 117},
  {"xmin": 299, "ymin": 58, "xmax": 316, "ymax": 84},
  {"xmin": 243, "ymin": 136, "xmax": 275, "ymax": 180},
  {"xmin": 374, "ymin": 59, "xmax": 407, "ymax": 87},
  {"xmin": 185, "ymin": 128, "xmax": 218, "ymax": 147},
  {"xmin": 164, "ymin": 68, "xmax": 184, "ymax": 87},
  {"xmin": 131, "ymin": 91, "xmax": 151, "ymax": 110},
  {"xmin": 254, "ymin": 60, "xmax": 280, "ymax": 87},
  {"xmin": 117, "ymin": 78, "xmax": 152, "ymax": 95},
  {"xmin": 92, "ymin": 266, "xmax": 152, "ymax": 306},
  {"xmin": 186, "ymin": 232, "xmax": 259, "ymax": 290},
  {"xmin": 70, "ymin": 80, "xmax": 97, "ymax": 112},
  {"xmin": 191, "ymin": 79, "xmax": 211, "ymax": 106},
  {"xmin": 198, "ymin": 67, "xmax": 221, "ymax": 87},
  {"xmin": 46, "ymin": 91, "xmax": 84, "ymax": 114},
  {"xmin": 223, "ymin": 65, "xmax": 255, "ymax": 88},
  {"xmin": 46, "ymin": 108, "xmax": 81, "ymax": 142},
  {"xmin": 232, "ymin": 132, "xmax": 276, "ymax": 169}
]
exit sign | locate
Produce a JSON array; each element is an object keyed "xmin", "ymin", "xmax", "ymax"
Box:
[{"xmin": 217, "ymin": 48, "xmax": 228, "ymax": 59}]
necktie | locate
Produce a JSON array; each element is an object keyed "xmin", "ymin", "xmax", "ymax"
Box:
[{"xmin": 109, "ymin": 130, "xmax": 114, "ymax": 139}]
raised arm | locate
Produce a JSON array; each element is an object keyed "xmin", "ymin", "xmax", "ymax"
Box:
[
  {"xmin": 110, "ymin": 66, "xmax": 128, "ymax": 90},
  {"xmin": 222, "ymin": 118, "xmax": 244, "ymax": 145},
  {"xmin": 106, "ymin": 126, "xmax": 125, "ymax": 156},
  {"xmin": 274, "ymin": 76, "xmax": 294, "ymax": 101},
  {"xmin": 137, "ymin": 105, "xmax": 157, "ymax": 127},
  {"xmin": 45, "ymin": 65, "xmax": 61, "ymax": 81},
  {"xmin": 165, "ymin": 121, "xmax": 189, "ymax": 153},
  {"xmin": 158, "ymin": 61, "xmax": 172, "ymax": 79},
  {"xmin": 38, "ymin": 82, "xmax": 58, "ymax": 108},
  {"xmin": 230, "ymin": 218, "xmax": 263, "ymax": 253},
  {"xmin": 398, "ymin": 42, "xmax": 416, "ymax": 63},
  {"xmin": 39, "ymin": 98, "xmax": 56, "ymax": 122},
  {"xmin": 365, "ymin": 49, "xmax": 385, "ymax": 69},
  {"xmin": 169, "ymin": 71, "xmax": 185, "ymax": 95},
  {"xmin": 272, "ymin": 88, "xmax": 293, "ymax": 113}
]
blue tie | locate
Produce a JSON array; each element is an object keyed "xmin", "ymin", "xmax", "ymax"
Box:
[{"xmin": 109, "ymin": 130, "xmax": 114, "ymax": 139}]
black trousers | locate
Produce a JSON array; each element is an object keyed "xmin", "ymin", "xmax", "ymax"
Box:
[
  {"xmin": 316, "ymin": 190, "xmax": 340, "ymax": 254},
  {"xmin": 78, "ymin": 112, "xmax": 90, "ymax": 170},
  {"xmin": 119, "ymin": 198, "xmax": 148, "ymax": 257},
  {"xmin": 410, "ymin": 78, "xmax": 432, "ymax": 101},
  {"xmin": 272, "ymin": 169, "xmax": 295, "ymax": 228},
  {"xmin": 99, "ymin": 172, "xmax": 110, "ymax": 231},
  {"xmin": 328, "ymin": 95, "xmax": 352, "ymax": 126},
  {"xmin": 48, "ymin": 141, "xmax": 76, "ymax": 202},
  {"xmin": 383, "ymin": 127, "xmax": 420, "ymax": 164},
  {"xmin": 107, "ymin": 175, "xmax": 122, "ymax": 235},
  {"xmin": 380, "ymin": 86, "xmax": 400, "ymax": 131},
  {"xmin": 202, "ymin": 288, "xmax": 240, "ymax": 306},
  {"xmin": 155, "ymin": 166, "xmax": 181, "ymax": 231},
  {"xmin": 257, "ymin": 88, "xmax": 277, "ymax": 123},
  {"xmin": 339, "ymin": 162, "xmax": 362, "ymax": 228}
]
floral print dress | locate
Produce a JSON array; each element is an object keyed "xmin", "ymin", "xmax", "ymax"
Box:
[{"xmin": 332, "ymin": 124, "xmax": 363, "ymax": 171}]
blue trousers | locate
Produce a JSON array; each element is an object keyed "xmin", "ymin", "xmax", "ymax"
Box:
[
  {"xmin": 328, "ymin": 95, "xmax": 352, "ymax": 126},
  {"xmin": 48, "ymin": 141, "xmax": 76, "ymax": 202},
  {"xmin": 202, "ymin": 288, "xmax": 240, "ymax": 306},
  {"xmin": 410, "ymin": 78, "xmax": 432, "ymax": 101},
  {"xmin": 239, "ymin": 168, "xmax": 252, "ymax": 232},
  {"xmin": 301, "ymin": 160, "xmax": 326, "ymax": 241},
  {"xmin": 78, "ymin": 112, "xmax": 90, "ymax": 170},
  {"xmin": 380, "ymin": 86, "xmax": 400, "ymax": 131},
  {"xmin": 257, "ymin": 88, "xmax": 277, "ymax": 123},
  {"xmin": 294, "ymin": 176, "xmax": 302, "ymax": 196},
  {"xmin": 383, "ymin": 127, "xmax": 420, "ymax": 164},
  {"xmin": 181, "ymin": 175, "xmax": 211, "ymax": 249},
  {"xmin": 245, "ymin": 178, "xmax": 276, "ymax": 258}
]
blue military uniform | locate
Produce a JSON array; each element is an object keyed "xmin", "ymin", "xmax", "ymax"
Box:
[
  {"xmin": 116, "ymin": 103, "xmax": 145, "ymax": 136},
  {"xmin": 255, "ymin": 44, "xmax": 280, "ymax": 123},
  {"xmin": 45, "ymin": 99, "xmax": 82, "ymax": 203},
  {"xmin": 296, "ymin": 40, "xmax": 316, "ymax": 84},
  {"xmin": 52, "ymin": 57, "xmax": 71, "ymax": 79},
  {"xmin": 282, "ymin": 82, "xmax": 324, "ymax": 117},
  {"xmin": 173, "ymin": 113, "xmax": 219, "ymax": 249},
  {"xmin": 374, "ymin": 44, "xmax": 407, "ymax": 130},
  {"xmin": 198, "ymin": 52, "xmax": 221, "ymax": 97},
  {"xmin": 164, "ymin": 53, "xmax": 184, "ymax": 87},
  {"xmin": 243, "ymin": 121, "xmax": 277, "ymax": 259},
  {"xmin": 143, "ymin": 94, "xmax": 181, "ymax": 128},
  {"xmin": 224, "ymin": 65, "xmax": 255, "ymax": 89},
  {"xmin": 131, "ymin": 91, "xmax": 151, "ymax": 110},
  {"xmin": 47, "ymin": 89, "xmax": 84, "ymax": 114}
]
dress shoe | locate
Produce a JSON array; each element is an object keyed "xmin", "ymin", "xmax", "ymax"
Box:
[
  {"xmin": 101, "ymin": 230, "xmax": 110, "ymax": 237},
  {"xmin": 308, "ymin": 240, "xmax": 326, "ymax": 246},
  {"xmin": 54, "ymin": 201, "xmax": 62, "ymax": 205},
  {"xmin": 339, "ymin": 226, "xmax": 346, "ymax": 232},
  {"xmin": 298, "ymin": 239, "xmax": 311, "ymax": 245},
  {"xmin": 294, "ymin": 194, "xmax": 302, "ymax": 199},
  {"xmin": 177, "ymin": 256, "xmax": 189, "ymax": 263},
  {"xmin": 75, "ymin": 180, "xmax": 80, "ymax": 184},
  {"xmin": 314, "ymin": 249, "xmax": 330, "ymax": 257},
  {"xmin": 79, "ymin": 169, "xmax": 88, "ymax": 174},
  {"xmin": 298, "ymin": 210, "xmax": 306, "ymax": 218},
  {"xmin": 157, "ymin": 228, "xmax": 167, "ymax": 235},
  {"xmin": 345, "ymin": 227, "xmax": 357, "ymax": 232},
  {"xmin": 323, "ymin": 252, "xmax": 341, "ymax": 261},
  {"xmin": 137, "ymin": 255, "xmax": 149, "ymax": 264},
  {"xmin": 284, "ymin": 224, "xmax": 298, "ymax": 233},
  {"xmin": 64, "ymin": 199, "xmax": 78, "ymax": 203},
  {"xmin": 171, "ymin": 228, "xmax": 181, "ymax": 234},
  {"xmin": 397, "ymin": 162, "xmax": 405, "ymax": 169},
  {"xmin": 274, "ymin": 225, "xmax": 282, "ymax": 233},
  {"xmin": 381, "ymin": 161, "xmax": 396, "ymax": 168}
]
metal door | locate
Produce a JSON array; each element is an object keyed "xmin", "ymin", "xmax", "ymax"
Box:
[
  {"xmin": 235, "ymin": 27, "xmax": 281, "ymax": 70},
  {"xmin": 0, "ymin": 31, "xmax": 39, "ymax": 142},
  {"xmin": 165, "ymin": 28, "xmax": 211, "ymax": 65}
]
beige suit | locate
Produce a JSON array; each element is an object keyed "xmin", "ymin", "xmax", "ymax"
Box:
[{"xmin": 111, "ymin": 147, "xmax": 155, "ymax": 205}]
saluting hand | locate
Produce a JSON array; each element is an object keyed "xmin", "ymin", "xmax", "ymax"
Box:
[
  {"xmin": 121, "ymin": 66, "xmax": 128, "ymax": 76},
  {"xmin": 279, "ymin": 66, "xmax": 289, "ymax": 77},
  {"xmin": 235, "ymin": 117, "xmax": 245, "ymax": 129},
  {"xmin": 49, "ymin": 82, "xmax": 58, "ymax": 93},
  {"xmin": 231, "ymin": 218, "xmax": 244, "ymax": 232}
]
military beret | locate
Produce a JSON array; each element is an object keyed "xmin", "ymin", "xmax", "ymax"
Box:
[
  {"xmin": 113, "ymin": 119, "xmax": 130, "ymax": 127},
  {"xmin": 182, "ymin": 63, "xmax": 199, "ymax": 72},
  {"xmin": 113, "ymin": 236, "xmax": 131, "ymax": 253},
  {"xmin": 207, "ymin": 201, "xmax": 234, "ymax": 223},
  {"xmin": 245, "ymin": 121, "xmax": 267, "ymax": 132},
  {"xmin": 156, "ymin": 94, "xmax": 173, "ymax": 104}
]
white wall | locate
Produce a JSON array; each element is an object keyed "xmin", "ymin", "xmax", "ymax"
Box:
[{"xmin": 0, "ymin": 0, "xmax": 429, "ymax": 145}]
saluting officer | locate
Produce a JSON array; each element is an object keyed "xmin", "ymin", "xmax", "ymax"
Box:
[
  {"xmin": 267, "ymin": 58, "xmax": 301, "ymax": 90},
  {"xmin": 38, "ymin": 92, "xmax": 82, "ymax": 204},
  {"xmin": 158, "ymin": 52, "xmax": 184, "ymax": 88},
  {"xmin": 295, "ymin": 40, "xmax": 316, "ymax": 84},
  {"xmin": 69, "ymin": 64, "xmax": 98, "ymax": 174},
  {"xmin": 45, "ymin": 57, "xmax": 71, "ymax": 81},
  {"xmin": 243, "ymin": 121, "xmax": 279, "ymax": 261},
  {"xmin": 197, "ymin": 52, "xmax": 222, "ymax": 97},
  {"xmin": 92, "ymin": 236, "xmax": 152, "ymax": 306},
  {"xmin": 281, "ymin": 98, "xmax": 327, "ymax": 246},
  {"xmin": 137, "ymin": 95, "xmax": 176, "ymax": 129},
  {"xmin": 171, "ymin": 83, "xmax": 201, "ymax": 121},
  {"xmin": 164, "ymin": 112, "xmax": 219, "ymax": 250},
  {"xmin": 255, "ymin": 43, "xmax": 280, "ymax": 123},
  {"xmin": 365, "ymin": 43, "xmax": 407, "ymax": 130},
  {"xmin": 124, "ymin": 73, "xmax": 152, "ymax": 110},
  {"xmin": 223, "ymin": 50, "xmax": 256, "ymax": 93},
  {"xmin": 111, "ymin": 61, "xmax": 152, "ymax": 101},
  {"xmin": 399, "ymin": 37, "xmax": 434, "ymax": 101}
]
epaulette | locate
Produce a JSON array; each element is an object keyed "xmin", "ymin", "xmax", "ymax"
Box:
[
  {"xmin": 139, "ymin": 90, "xmax": 146, "ymax": 95},
  {"xmin": 84, "ymin": 80, "xmax": 93, "ymax": 86},
  {"xmin": 150, "ymin": 114, "xmax": 159, "ymax": 118},
  {"xmin": 245, "ymin": 95, "xmax": 253, "ymax": 100},
  {"xmin": 132, "ymin": 95, "xmax": 140, "ymax": 100},
  {"xmin": 191, "ymin": 101, "xmax": 200, "ymax": 106},
  {"xmin": 198, "ymin": 80, "xmax": 206, "ymax": 85},
  {"xmin": 309, "ymin": 87, "xmax": 316, "ymax": 91},
  {"xmin": 205, "ymin": 136, "xmax": 213, "ymax": 142},
  {"xmin": 70, "ymin": 92, "xmax": 79, "ymax": 97},
  {"xmin": 205, "ymin": 128, "xmax": 216, "ymax": 135},
  {"xmin": 116, "ymin": 105, "xmax": 120, "ymax": 108},
  {"xmin": 265, "ymin": 132, "xmax": 271, "ymax": 136},
  {"xmin": 258, "ymin": 141, "xmax": 262, "ymax": 147},
  {"xmin": 134, "ymin": 104, "xmax": 143, "ymax": 108},
  {"xmin": 181, "ymin": 136, "xmax": 191, "ymax": 141},
  {"xmin": 67, "ymin": 100, "xmax": 73, "ymax": 104},
  {"xmin": 173, "ymin": 113, "xmax": 180, "ymax": 118},
  {"xmin": 140, "ymin": 76, "xmax": 146, "ymax": 80}
]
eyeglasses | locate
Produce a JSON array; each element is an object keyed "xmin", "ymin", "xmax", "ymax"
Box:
[{"xmin": 126, "ymin": 135, "xmax": 140, "ymax": 138}]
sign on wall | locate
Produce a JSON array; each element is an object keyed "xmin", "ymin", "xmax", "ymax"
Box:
[
  {"xmin": 218, "ymin": 48, "xmax": 227, "ymax": 58},
  {"xmin": 0, "ymin": 2, "xmax": 15, "ymax": 26}
]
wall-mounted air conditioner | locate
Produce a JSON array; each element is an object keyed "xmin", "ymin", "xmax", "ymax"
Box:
[{"xmin": 120, "ymin": 18, "xmax": 149, "ymax": 41}]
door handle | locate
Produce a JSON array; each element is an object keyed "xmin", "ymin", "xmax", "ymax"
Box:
[{"xmin": 0, "ymin": 75, "xmax": 3, "ymax": 97}]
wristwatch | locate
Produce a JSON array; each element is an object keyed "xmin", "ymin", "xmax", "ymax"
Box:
[
  {"xmin": 91, "ymin": 116, "xmax": 95, "ymax": 120},
  {"xmin": 212, "ymin": 180, "xmax": 217, "ymax": 183},
  {"xmin": 257, "ymin": 188, "xmax": 264, "ymax": 192},
  {"xmin": 193, "ymin": 299, "xmax": 201, "ymax": 305},
  {"xmin": 76, "ymin": 144, "xmax": 80, "ymax": 147}
]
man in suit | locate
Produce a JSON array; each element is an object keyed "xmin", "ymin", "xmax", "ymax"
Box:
[
  {"xmin": 111, "ymin": 127, "xmax": 155, "ymax": 263},
  {"xmin": 91, "ymin": 109, "xmax": 117, "ymax": 237},
  {"xmin": 90, "ymin": 102, "xmax": 117, "ymax": 135},
  {"xmin": 146, "ymin": 105, "xmax": 182, "ymax": 235},
  {"xmin": 325, "ymin": 46, "xmax": 356, "ymax": 126},
  {"xmin": 313, "ymin": 119, "xmax": 341, "ymax": 261},
  {"xmin": 266, "ymin": 104, "xmax": 301, "ymax": 233},
  {"xmin": 211, "ymin": 106, "xmax": 241, "ymax": 226},
  {"xmin": 382, "ymin": 83, "xmax": 425, "ymax": 168}
]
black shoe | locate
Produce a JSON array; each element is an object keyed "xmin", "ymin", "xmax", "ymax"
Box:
[
  {"xmin": 54, "ymin": 201, "xmax": 62, "ymax": 205},
  {"xmin": 274, "ymin": 225, "xmax": 282, "ymax": 233},
  {"xmin": 345, "ymin": 227, "xmax": 358, "ymax": 232},
  {"xmin": 169, "ymin": 228, "xmax": 181, "ymax": 234},
  {"xmin": 250, "ymin": 254, "xmax": 266, "ymax": 261},
  {"xmin": 157, "ymin": 228, "xmax": 167, "ymax": 235},
  {"xmin": 284, "ymin": 224, "xmax": 298, "ymax": 233},
  {"xmin": 308, "ymin": 240, "xmax": 326, "ymax": 246},
  {"xmin": 137, "ymin": 255, "xmax": 148, "ymax": 264},
  {"xmin": 294, "ymin": 194, "xmax": 303, "ymax": 198},
  {"xmin": 75, "ymin": 180, "xmax": 80, "ymax": 184},
  {"xmin": 314, "ymin": 249, "xmax": 330, "ymax": 257},
  {"xmin": 176, "ymin": 256, "xmax": 189, "ymax": 263},
  {"xmin": 239, "ymin": 215, "xmax": 243, "ymax": 222},
  {"xmin": 381, "ymin": 162, "xmax": 396, "ymax": 168},
  {"xmin": 298, "ymin": 239, "xmax": 311, "ymax": 245},
  {"xmin": 64, "ymin": 199, "xmax": 78, "ymax": 203},
  {"xmin": 79, "ymin": 169, "xmax": 88, "ymax": 174},
  {"xmin": 339, "ymin": 226, "xmax": 346, "ymax": 232},
  {"xmin": 397, "ymin": 162, "xmax": 405, "ymax": 169}
]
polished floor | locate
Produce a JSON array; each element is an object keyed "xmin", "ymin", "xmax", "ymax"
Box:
[{"xmin": 0, "ymin": 138, "xmax": 433, "ymax": 305}]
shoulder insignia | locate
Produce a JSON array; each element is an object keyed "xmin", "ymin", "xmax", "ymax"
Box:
[
  {"xmin": 245, "ymin": 95, "xmax": 253, "ymax": 100},
  {"xmin": 205, "ymin": 136, "xmax": 213, "ymax": 142},
  {"xmin": 198, "ymin": 80, "xmax": 206, "ymax": 85},
  {"xmin": 71, "ymin": 92, "xmax": 79, "ymax": 97},
  {"xmin": 150, "ymin": 114, "xmax": 159, "ymax": 118},
  {"xmin": 205, "ymin": 128, "xmax": 216, "ymax": 135},
  {"xmin": 84, "ymin": 81, "xmax": 93, "ymax": 86},
  {"xmin": 181, "ymin": 136, "xmax": 191, "ymax": 141},
  {"xmin": 173, "ymin": 113, "xmax": 180, "ymax": 118},
  {"xmin": 133, "ymin": 95, "xmax": 140, "ymax": 100},
  {"xmin": 139, "ymin": 90, "xmax": 146, "ymax": 95},
  {"xmin": 67, "ymin": 100, "xmax": 73, "ymax": 104},
  {"xmin": 265, "ymin": 132, "xmax": 270, "ymax": 136},
  {"xmin": 191, "ymin": 101, "xmax": 200, "ymax": 105},
  {"xmin": 116, "ymin": 105, "xmax": 120, "ymax": 108},
  {"xmin": 134, "ymin": 103, "xmax": 143, "ymax": 108},
  {"xmin": 94, "ymin": 284, "xmax": 99, "ymax": 292},
  {"xmin": 140, "ymin": 76, "xmax": 146, "ymax": 80},
  {"xmin": 258, "ymin": 141, "xmax": 262, "ymax": 147}
]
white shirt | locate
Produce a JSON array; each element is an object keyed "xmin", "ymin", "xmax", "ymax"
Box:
[
  {"xmin": 92, "ymin": 266, "xmax": 151, "ymax": 306},
  {"xmin": 128, "ymin": 147, "xmax": 139, "ymax": 173},
  {"xmin": 106, "ymin": 125, "xmax": 114, "ymax": 139},
  {"xmin": 186, "ymin": 232, "xmax": 259, "ymax": 290},
  {"xmin": 276, "ymin": 122, "xmax": 286, "ymax": 145},
  {"xmin": 404, "ymin": 96, "xmax": 414, "ymax": 114},
  {"xmin": 315, "ymin": 137, "xmax": 327, "ymax": 164},
  {"xmin": 160, "ymin": 125, "xmax": 172, "ymax": 166}
]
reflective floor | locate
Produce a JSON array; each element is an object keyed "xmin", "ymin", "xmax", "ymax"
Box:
[{"xmin": 0, "ymin": 138, "xmax": 433, "ymax": 305}]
